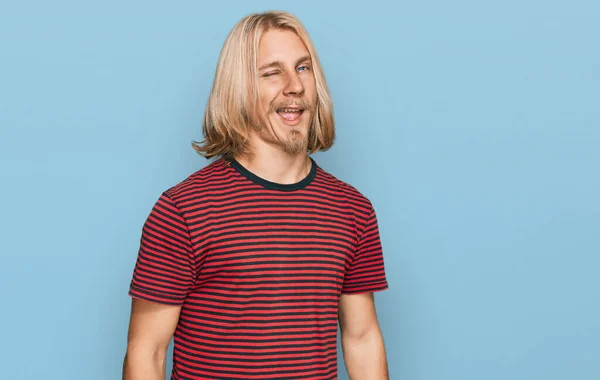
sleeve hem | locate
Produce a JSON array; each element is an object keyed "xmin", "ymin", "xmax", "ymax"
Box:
[
  {"xmin": 128, "ymin": 286, "xmax": 186, "ymax": 306},
  {"xmin": 341, "ymin": 281, "xmax": 389, "ymax": 295}
]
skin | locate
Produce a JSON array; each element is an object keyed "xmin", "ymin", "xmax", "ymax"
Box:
[
  {"xmin": 339, "ymin": 292, "xmax": 390, "ymax": 379},
  {"xmin": 122, "ymin": 299, "xmax": 180, "ymax": 380},
  {"xmin": 122, "ymin": 29, "xmax": 388, "ymax": 380},
  {"xmin": 236, "ymin": 28, "xmax": 317, "ymax": 184}
]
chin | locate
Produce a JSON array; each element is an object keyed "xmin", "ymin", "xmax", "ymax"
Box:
[{"xmin": 273, "ymin": 125, "xmax": 309, "ymax": 155}]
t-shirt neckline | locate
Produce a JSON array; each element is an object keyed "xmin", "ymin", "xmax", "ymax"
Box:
[{"xmin": 227, "ymin": 156, "xmax": 317, "ymax": 191}]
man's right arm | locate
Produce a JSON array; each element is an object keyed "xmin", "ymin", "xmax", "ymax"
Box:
[{"xmin": 122, "ymin": 298, "xmax": 182, "ymax": 380}]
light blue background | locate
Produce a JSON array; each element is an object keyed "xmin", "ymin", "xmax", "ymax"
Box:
[{"xmin": 1, "ymin": 0, "xmax": 598, "ymax": 379}]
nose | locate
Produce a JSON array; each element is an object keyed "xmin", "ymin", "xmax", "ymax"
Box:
[{"xmin": 283, "ymin": 72, "xmax": 305, "ymax": 97}]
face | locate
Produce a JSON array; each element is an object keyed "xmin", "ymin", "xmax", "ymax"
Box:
[{"xmin": 256, "ymin": 29, "xmax": 317, "ymax": 155}]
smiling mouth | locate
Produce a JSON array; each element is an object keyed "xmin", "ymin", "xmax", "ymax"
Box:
[{"xmin": 276, "ymin": 107, "xmax": 305, "ymax": 122}]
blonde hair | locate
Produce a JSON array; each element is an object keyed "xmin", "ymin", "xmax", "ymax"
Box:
[{"xmin": 192, "ymin": 10, "xmax": 335, "ymax": 159}]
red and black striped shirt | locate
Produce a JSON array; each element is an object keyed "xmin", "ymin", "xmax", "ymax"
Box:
[{"xmin": 128, "ymin": 156, "xmax": 388, "ymax": 379}]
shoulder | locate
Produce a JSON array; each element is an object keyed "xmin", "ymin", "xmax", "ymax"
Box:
[
  {"xmin": 160, "ymin": 158, "xmax": 231, "ymax": 206},
  {"xmin": 313, "ymin": 162, "xmax": 374, "ymax": 215}
]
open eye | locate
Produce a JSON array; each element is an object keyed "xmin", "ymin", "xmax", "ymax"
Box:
[{"xmin": 297, "ymin": 65, "xmax": 310, "ymax": 72}]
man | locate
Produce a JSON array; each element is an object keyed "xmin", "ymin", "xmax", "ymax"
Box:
[{"xmin": 123, "ymin": 10, "xmax": 389, "ymax": 380}]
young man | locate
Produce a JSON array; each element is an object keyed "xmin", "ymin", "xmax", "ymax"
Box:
[{"xmin": 123, "ymin": 10, "xmax": 389, "ymax": 380}]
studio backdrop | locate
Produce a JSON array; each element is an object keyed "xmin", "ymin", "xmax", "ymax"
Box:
[{"xmin": 1, "ymin": 1, "xmax": 598, "ymax": 379}]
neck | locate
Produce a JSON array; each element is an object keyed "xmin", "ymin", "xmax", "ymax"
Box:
[{"xmin": 233, "ymin": 140, "xmax": 311, "ymax": 185}]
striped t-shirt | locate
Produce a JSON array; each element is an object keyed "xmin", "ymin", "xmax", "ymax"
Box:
[{"xmin": 128, "ymin": 156, "xmax": 388, "ymax": 380}]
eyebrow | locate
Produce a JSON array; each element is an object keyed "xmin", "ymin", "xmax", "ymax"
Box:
[{"xmin": 259, "ymin": 55, "xmax": 312, "ymax": 71}]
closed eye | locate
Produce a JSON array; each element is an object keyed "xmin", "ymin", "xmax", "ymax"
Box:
[{"xmin": 262, "ymin": 71, "xmax": 280, "ymax": 77}]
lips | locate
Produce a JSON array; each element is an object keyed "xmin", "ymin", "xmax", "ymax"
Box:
[{"xmin": 276, "ymin": 107, "xmax": 304, "ymax": 122}]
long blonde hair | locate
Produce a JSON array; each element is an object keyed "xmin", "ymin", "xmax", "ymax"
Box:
[{"xmin": 192, "ymin": 10, "xmax": 335, "ymax": 159}]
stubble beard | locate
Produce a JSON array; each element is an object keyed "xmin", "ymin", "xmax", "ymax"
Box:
[
  {"xmin": 256, "ymin": 98, "xmax": 314, "ymax": 156},
  {"xmin": 253, "ymin": 122, "xmax": 308, "ymax": 156},
  {"xmin": 281, "ymin": 127, "xmax": 308, "ymax": 155}
]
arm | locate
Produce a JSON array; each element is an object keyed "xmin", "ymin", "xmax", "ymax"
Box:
[
  {"xmin": 338, "ymin": 292, "xmax": 389, "ymax": 380},
  {"xmin": 122, "ymin": 298, "xmax": 182, "ymax": 380}
]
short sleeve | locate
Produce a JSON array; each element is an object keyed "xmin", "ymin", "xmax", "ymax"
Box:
[
  {"xmin": 342, "ymin": 206, "xmax": 389, "ymax": 294},
  {"xmin": 128, "ymin": 192, "xmax": 195, "ymax": 305}
]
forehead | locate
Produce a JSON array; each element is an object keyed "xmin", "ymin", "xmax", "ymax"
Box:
[{"xmin": 258, "ymin": 29, "xmax": 310, "ymax": 64}]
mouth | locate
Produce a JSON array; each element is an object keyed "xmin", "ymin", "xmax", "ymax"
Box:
[{"xmin": 276, "ymin": 107, "xmax": 305, "ymax": 124}]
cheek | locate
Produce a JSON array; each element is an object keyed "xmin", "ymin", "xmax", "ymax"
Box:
[
  {"xmin": 304, "ymin": 78, "xmax": 317, "ymax": 101},
  {"xmin": 259, "ymin": 82, "xmax": 282, "ymax": 109}
]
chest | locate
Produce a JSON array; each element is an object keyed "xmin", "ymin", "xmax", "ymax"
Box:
[{"xmin": 194, "ymin": 209, "xmax": 358, "ymax": 294}]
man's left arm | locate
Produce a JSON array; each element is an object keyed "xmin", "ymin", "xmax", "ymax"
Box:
[{"xmin": 338, "ymin": 292, "xmax": 389, "ymax": 380}]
